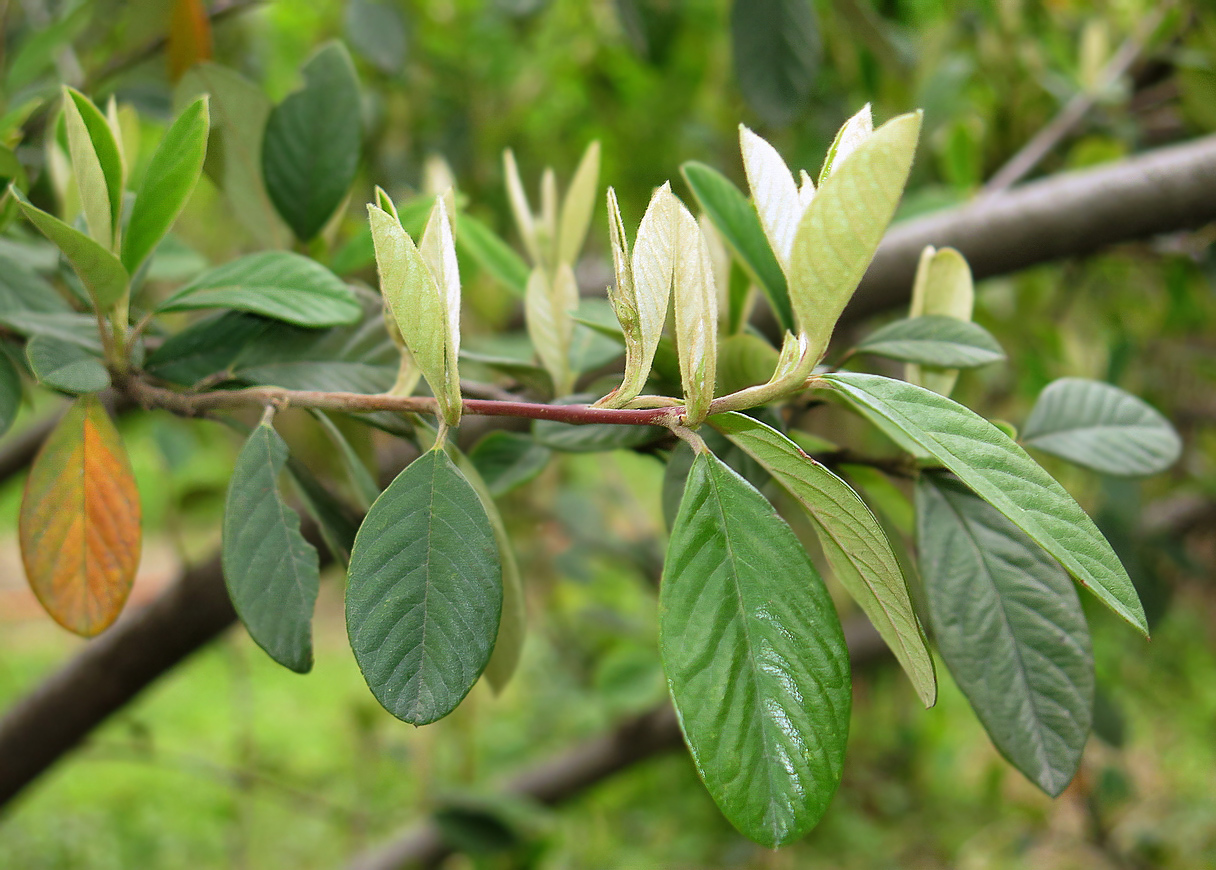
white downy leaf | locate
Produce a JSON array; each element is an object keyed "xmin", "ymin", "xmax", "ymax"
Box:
[
  {"xmin": 819, "ymin": 103, "xmax": 874, "ymax": 183},
  {"xmin": 740, "ymin": 124, "xmax": 802, "ymax": 269}
]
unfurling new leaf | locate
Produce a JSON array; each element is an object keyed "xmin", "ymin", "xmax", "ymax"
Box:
[
  {"xmin": 671, "ymin": 197, "xmax": 717, "ymax": 425},
  {"xmin": 905, "ymin": 246, "xmax": 975, "ymax": 395}
]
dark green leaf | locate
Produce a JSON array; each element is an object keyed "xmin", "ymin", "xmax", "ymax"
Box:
[
  {"xmin": 661, "ymin": 441, "xmax": 696, "ymax": 533},
  {"xmin": 0, "ymin": 352, "xmax": 22, "ymax": 436},
  {"xmin": 346, "ymin": 449, "xmax": 503, "ymax": 724},
  {"xmin": 143, "ymin": 311, "xmax": 273, "ymax": 385},
  {"xmin": 0, "ymin": 251, "xmax": 71, "ymax": 314},
  {"xmin": 345, "ymin": 0, "xmax": 409, "ymax": 75},
  {"xmin": 223, "ymin": 422, "xmax": 321, "ymax": 673},
  {"xmin": 680, "ymin": 161, "xmax": 793, "ymax": 332},
  {"xmin": 309, "ymin": 409, "xmax": 381, "ymax": 510},
  {"xmin": 456, "ymin": 213, "xmax": 529, "ymax": 296},
  {"xmin": 159, "ymin": 251, "xmax": 362, "ymax": 327},
  {"xmin": 26, "ymin": 334, "xmax": 109, "ymax": 393},
  {"xmin": 284, "ymin": 452, "xmax": 362, "ymax": 567},
  {"xmin": 917, "ymin": 473, "xmax": 1093, "ymax": 796},
  {"xmin": 820, "ymin": 372, "xmax": 1148, "ymax": 635},
  {"xmin": 468, "ymin": 430, "xmax": 551, "ymax": 497},
  {"xmin": 661, "ymin": 452, "xmax": 850, "ymax": 847},
  {"xmin": 1021, "ymin": 378, "xmax": 1181, "ymax": 477},
  {"xmin": 853, "ymin": 315, "xmax": 1005, "ymax": 368},
  {"xmin": 263, "ymin": 42, "xmax": 362, "ymax": 242},
  {"xmin": 730, "ymin": 0, "xmax": 819, "ymax": 127},
  {"xmin": 533, "ymin": 417, "xmax": 664, "ymax": 453}
]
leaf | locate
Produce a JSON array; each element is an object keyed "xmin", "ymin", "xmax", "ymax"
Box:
[
  {"xmin": 711, "ymin": 412, "xmax": 936, "ymax": 707},
  {"xmin": 661, "ymin": 452, "xmax": 850, "ymax": 846},
  {"xmin": 716, "ymin": 333, "xmax": 779, "ymax": 395},
  {"xmin": 13, "ymin": 188, "xmax": 129, "ymax": 310},
  {"xmin": 417, "ymin": 196, "xmax": 463, "ymax": 416},
  {"xmin": 853, "ymin": 315, "xmax": 1004, "ymax": 368},
  {"xmin": 819, "ymin": 372, "xmax": 1148, "ymax": 635},
  {"xmin": 0, "ymin": 311, "xmax": 104, "ymax": 352},
  {"xmin": 263, "ymin": 42, "xmax": 362, "ymax": 242},
  {"xmin": 532, "ymin": 418, "xmax": 664, "ymax": 453},
  {"xmin": 122, "ymin": 96, "xmax": 210, "ymax": 276},
  {"xmin": 906, "ymin": 246, "xmax": 974, "ymax": 395},
  {"xmin": 19, "ymin": 396, "xmax": 141, "ymax": 636},
  {"xmin": 159, "ymin": 251, "xmax": 361, "ymax": 327},
  {"xmin": 0, "ymin": 250, "xmax": 72, "ymax": 314},
  {"xmin": 347, "ymin": 449, "xmax": 503, "ymax": 725},
  {"xmin": 62, "ymin": 87, "xmax": 123, "ymax": 247},
  {"xmin": 284, "ymin": 451, "xmax": 361, "ymax": 566},
  {"xmin": 818, "ymin": 104, "xmax": 872, "ymax": 184},
  {"xmin": 788, "ymin": 112, "xmax": 921, "ymax": 359},
  {"xmin": 623, "ymin": 184, "xmax": 676, "ymax": 400},
  {"xmin": 672, "ymin": 198, "xmax": 717, "ymax": 424},
  {"xmin": 681, "ymin": 161, "xmax": 793, "ymax": 332},
  {"xmin": 556, "ymin": 141, "xmax": 600, "ymax": 266},
  {"xmin": 525, "ymin": 264, "xmax": 576, "ymax": 395},
  {"xmin": 1021, "ymin": 378, "xmax": 1181, "ymax": 477},
  {"xmin": 730, "ymin": 0, "xmax": 820, "ymax": 128},
  {"xmin": 310, "ymin": 410, "xmax": 381, "ymax": 510},
  {"xmin": 26, "ymin": 334, "xmax": 110, "ymax": 393},
  {"xmin": 502, "ymin": 149, "xmax": 539, "ymax": 265},
  {"xmin": 0, "ymin": 352, "xmax": 22, "ymax": 437},
  {"xmin": 468, "ymin": 431, "xmax": 552, "ymax": 497},
  {"xmin": 456, "ymin": 212, "xmax": 529, "ymax": 296},
  {"xmin": 167, "ymin": 0, "xmax": 213, "ymax": 81},
  {"xmin": 345, "ymin": 0, "xmax": 409, "ymax": 75},
  {"xmin": 739, "ymin": 124, "xmax": 801, "ymax": 268},
  {"xmin": 917, "ymin": 473, "xmax": 1093, "ymax": 796},
  {"xmin": 223, "ymin": 422, "xmax": 320, "ymax": 673}
]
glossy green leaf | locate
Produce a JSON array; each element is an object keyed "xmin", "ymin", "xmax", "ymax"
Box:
[
  {"xmin": 62, "ymin": 87, "xmax": 123, "ymax": 247},
  {"xmin": 468, "ymin": 431, "xmax": 552, "ymax": 497},
  {"xmin": 661, "ymin": 452, "xmax": 850, "ymax": 846},
  {"xmin": 223, "ymin": 422, "xmax": 320, "ymax": 673},
  {"xmin": 853, "ymin": 315, "xmax": 1004, "ymax": 368},
  {"xmin": 819, "ymin": 372, "xmax": 1148, "ymax": 635},
  {"xmin": 26, "ymin": 334, "xmax": 110, "ymax": 393},
  {"xmin": 0, "ymin": 353, "xmax": 22, "ymax": 437},
  {"xmin": 917, "ymin": 473, "xmax": 1093, "ymax": 796},
  {"xmin": 159, "ymin": 251, "xmax": 361, "ymax": 327},
  {"xmin": 263, "ymin": 42, "xmax": 361, "ymax": 242},
  {"xmin": 122, "ymin": 96, "xmax": 210, "ymax": 276},
  {"xmin": 681, "ymin": 161, "xmax": 793, "ymax": 332},
  {"xmin": 730, "ymin": 0, "xmax": 819, "ymax": 128},
  {"xmin": 711, "ymin": 412, "xmax": 936, "ymax": 707},
  {"xmin": 346, "ymin": 449, "xmax": 503, "ymax": 725},
  {"xmin": 1021, "ymin": 378, "xmax": 1181, "ymax": 477},
  {"xmin": 456, "ymin": 212, "xmax": 529, "ymax": 296}
]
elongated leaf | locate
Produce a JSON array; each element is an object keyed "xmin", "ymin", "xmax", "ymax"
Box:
[
  {"xmin": 854, "ymin": 315, "xmax": 1004, "ymax": 368},
  {"xmin": 19, "ymin": 396, "xmax": 141, "ymax": 636},
  {"xmin": 672, "ymin": 198, "xmax": 717, "ymax": 423},
  {"xmin": 418, "ymin": 196, "xmax": 463, "ymax": 416},
  {"xmin": 13, "ymin": 189, "xmax": 129, "ymax": 310},
  {"xmin": 469, "ymin": 431, "xmax": 551, "ymax": 497},
  {"xmin": 917, "ymin": 473, "xmax": 1093, "ymax": 796},
  {"xmin": 788, "ymin": 112, "xmax": 920, "ymax": 358},
  {"xmin": 730, "ymin": 0, "xmax": 819, "ymax": 128},
  {"xmin": 63, "ymin": 87, "xmax": 122, "ymax": 246},
  {"xmin": 905, "ymin": 246, "xmax": 974, "ymax": 395},
  {"xmin": 1021, "ymin": 378, "xmax": 1181, "ymax": 477},
  {"xmin": 532, "ymin": 417, "xmax": 664, "ymax": 453},
  {"xmin": 310, "ymin": 410, "xmax": 380, "ymax": 510},
  {"xmin": 345, "ymin": 0, "xmax": 408, "ymax": 74},
  {"xmin": 681, "ymin": 161, "xmax": 793, "ymax": 332},
  {"xmin": 525, "ymin": 264, "xmax": 576, "ymax": 396},
  {"xmin": 264, "ymin": 42, "xmax": 361, "ymax": 242},
  {"xmin": 0, "ymin": 311, "xmax": 103, "ymax": 352},
  {"xmin": 347, "ymin": 449, "xmax": 503, "ymax": 725},
  {"xmin": 223, "ymin": 422, "xmax": 320, "ymax": 672},
  {"xmin": 556, "ymin": 140, "xmax": 600, "ymax": 266},
  {"xmin": 711, "ymin": 412, "xmax": 935, "ymax": 707},
  {"xmin": 0, "ymin": 353, "xmax": 22, "ymax": 437},
  {"xmin": 159, "ymin": 251, "xmax": 361, "ymax": 327},
  {"xmin": 739, "ymin": 125, "xmax": 801, "ymax": 268},
  {"xmin": 456, "ymin": 212, "xmax": 529, "ymax": 296},
  {"xmin": 820, "ymin": 372, "xmax": 1148, "ymax": 635},
  {"xmin": 662, "ymin": 452, "xmax": 849, "ymax": 846},
  {"xmin": 26, "ymin": 334, "xmax": 110, "ymax": 393},
  {"xmin": 122, "ymin": 97, "xmax": 209, "ymax": 275}
]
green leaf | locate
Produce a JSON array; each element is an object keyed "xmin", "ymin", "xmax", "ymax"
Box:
[
  {"xmin": 905, "ymin": 246, "xmax": 974, "ymax": 395},
  {"xmin": 716, "ymin": 333, "xmax": 779, "ymax": 395},
  {"xmin": 284, "ymin": 451, "xmax": 362, "ymax": 567},
  {"xmin": 13, "ymin": 188, "xmax": 129, "ymax": 310},
  {"xmin": 556, "ymin": 140, "xmax": 600, "ymax": 266},
  {"xmin": 0, "ymin": 250, "xmax": 72, "ymax": 314},
  {"xmin": 917, "ymin": 473, "xmax": 1093, "ymax": 796},
  {"xmin": 263, "ymin": 42, "xmax": 362, "ymax": 242},
  {"xmin": 468, "ymin": 431, "xmax": 551, "ymax": 497},
  {"xmin": 525, "ymin": 263, "xmax": 576, "ymax": 395},
  {"xmin": 0, "ymin": 352, "xmax": 22, "ymax": 437},
  {"xmin": 159, "ymin": 251, "xmax": 362, "ymax": 327},
  {"xmin": 456, "ymin": 212, "xmax": 529, "ymax": 296},
  {"xmin": 223, "ymin": 422, "xmax": 320, "ymax": 673},
  {"xmin": 788, "ymin": 112, "xmax": 920, "ymax": 359},
  {"xmin": 819, "ymin": 372, "xmax": 1148, "ymax": 635},
  {"xmin": 711, "ymin": 412, "xmax": 936, "ymax": 707},
  {"xmin": 533, "ymin": 413, "xmax": 664, "ymax": 453},
  {"xmin": 122, "ymin": 96, "xmax": 210, "ymax": 276},
  {"xmin": 661, "ymin": 452, "xmax": 849, "ymax": 846},
  {"xmin": 345, "ymin": 0, "xmax": 409, "ymax": 75},
  {"xmin": 0, "ymin": 311, "xmax": 104, "ymax": 352},
  {"xmin": 62, "ymin": 87, "xmax": 123, "ymax": 247},
  {"xmin": 346, "ymin": 449, "xmax": 503, "ymax": 725},
  {"xmin": 310, "ymin": 410, "xmax": 381, "ymax": 510},
  {"xmin": 853, "ymin": 315, "xmax": 1004, "ymax": 368},
  {"xmin": 729, "ymin": 0, "xmax": 819, "ymax": 128},
  {"xmin": 1021, "ymin": 378, "xmax": 1181, "ymax": 477},
  {"xmin": 681, "ymin": 161, "xmax": 793, "ymax": 332},
  {"xmin": 26, "ymin": 334, "xmax": 110, "ymax": 393}
]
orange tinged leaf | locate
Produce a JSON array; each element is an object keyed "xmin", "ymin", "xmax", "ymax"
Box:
[
  {"xmin": 167, "ymin": 0, "xmax": 213, "ymax": 83},
  {"xmin": 19, "ymin": 396, "xmax": 141, "ymax": 637}
]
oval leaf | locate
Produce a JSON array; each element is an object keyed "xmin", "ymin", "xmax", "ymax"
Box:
[
  {"xmin": 159, "ymin": 251, "xmax": 361, "ymax": 327},
  {"xmin": 223, "ymin": 422, "xmax": 320, "ymax": 673},
  {"xmin": 346, "ymin": 449, "xmax": 503, "ymax": 725},
  {"xmin": 819, "ymin": 372, "xmax": 1148, "ymax": 635},
  {"xmin": 26, "ymin": 333, "xmax": 110, "ymax": 393},
  {"xmin": 917, "ymin": 473, "xmax": 1093, "ymax": 796},
  {"xmin": 1021, "ymin": 378, "xmax": 1181, "ymax": 477},
  {"xmin": 854, "ymin": 315, "xmax": 1004, "ymax": 368},
  {"xmin": 661, "ymin": 452, "xmax": 850, "ymax": 847},
  {"xmin": 711, "ymin": 412, "xmax": 936, "ymax": 707},
  {"xmin": 19, "ymin": 396, "xmax": 141, "ymax": 636}
]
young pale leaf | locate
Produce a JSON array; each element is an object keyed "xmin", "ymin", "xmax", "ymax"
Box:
[
  {"xmin": 917, "ymin": 473, "xmax": 1093, "ymax": 796},
  {"xmin": 159, "ymin": 251, "xmax": 361, "ymax": 327},
  {"xmin": 20, "ymin": 396, "xmax": 141, "ymax": 637},
  {"xmin": 525, "ymin": 264, "xmax": 577, "ymax": 396},
  {"xmin": 818, "ymin": 103, "xmax": 872, "ymax": 183},
  {"xmin": 13, "ymin": 189, "xmax": 129, "ymax": 310},
  {"xmin": 503, "ymin": 149, "xmax": 539, "ymax": 265},
  {"xmin": 262, "ymin": 42, "xmax": 361, "ymax": 242},
  {"xmin": 122, "ymin": 96, "xmax": 210, "ymax": 276},
  {"xmin": 906, "ymin": 246, "xmax": 974, "ymax": 395},
  {"xmin": 346, "ymin": 449, "xmax": 503, "ymax": 725},
  {"xmin": 819, "ymin": 372, "xmax": 1148, "ymax": 635},
  {"xmin": 62, "ymin": 87, "xmax": 121, "ymax": 247},
  {"xmin": 788, "ymin": 112, "xmax": 921, "ymax": 360},
  {"xmin": 854, "ymin": 315, "xmax": 1004, "ymax": 368},
  {"xmin": 661, "ymin": 452, "xmax": 850, "ymax": 847},
  {"xmin": 739, "ymin": 124, "xmax": 802, "ymax": 268},
  {"xmin": 1021, "ymin": 378, "xmax": 1181, "ymax": 477},
  {"xmin": 556, "ymin": 140, "xmax": 600, "ymax": 266},
  {"xmin": 26, "ymin": 334, "xmax": 110, "ymax": 393},
  {"xmin": 223, "ymin": 422, "xmax": 320, "ymax": 673},
  {"xmin": 681, "ymin": 161, "xmax": 793, "ymax": 332},
  {"xmin": 418, "ymin": 196, "xmax": 463, "ymax": 411},
  {"xmin": 711, "ymin": 412, "xmax": 936, "ymax": 707},
  {"xmin": 730, "ymin": 0, "xmax": 820, "ymax": 128},
  {"xmin": 672, "ymin": 199, "xmax": 717, "ymax": 424},
  {"xmin": 455, "ymin": 212, "xmax": 529, "ymax": 296}
]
